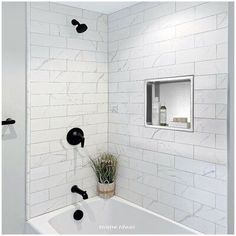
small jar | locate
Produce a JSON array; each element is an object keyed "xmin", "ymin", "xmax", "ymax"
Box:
[{"xmin": 160, "ymin": 105, "xmax": 167, "ymax": 126}]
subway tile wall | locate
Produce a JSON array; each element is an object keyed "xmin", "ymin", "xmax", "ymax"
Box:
[
  {"xmin": 26, "ymin": 2, "xmax": 108, "ymax": 218},
  {"xmin": 108, "ymin": 2, "xmax": 228, "ymax": 234},
  {"xmin": 26, "ymin": 1, "xmax": 228, "ymax": 234}
]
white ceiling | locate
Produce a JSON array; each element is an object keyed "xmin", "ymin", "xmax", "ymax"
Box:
[{"xmin": 62, "ymin": 2, "xmax": 138, "ymax": 14}]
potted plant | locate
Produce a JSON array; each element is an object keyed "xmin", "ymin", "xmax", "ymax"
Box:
[{"xmin": 90, "ymin": 153, "xmax": 118, "ymax": 198}]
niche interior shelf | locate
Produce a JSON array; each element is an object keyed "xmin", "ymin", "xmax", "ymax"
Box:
[{"xmin": 145, "ymin": 75, "xmax": 194, "ymax": 132}]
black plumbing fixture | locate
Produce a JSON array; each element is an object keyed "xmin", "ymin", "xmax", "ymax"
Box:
[
  {"xmin": 71, "ymin": 185, "xmax": 87, "ymax": 221},
  {"xmin": 71, "ymin": 19, "xmax": 88, "ymax": 33},
  {"xmin": 71, "ymin": 185, "xmax": 88, "ymax": 200},
  {"xmin": 67, "ymin": 128, "xmax": 85, "ymax": 147},
  {"xmin": 2, "ymin": 118, "xmax": 15, "ymax": 125},
  {"xmin": 73, "ymin": 209, "xmax": 84, "ymax": 221}
]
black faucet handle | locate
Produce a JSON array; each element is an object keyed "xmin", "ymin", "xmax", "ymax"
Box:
[
  {"xmin": 81, "ymin": 136, "xmax": 85, "ymax": 148},
  {"xmin": 67, "ymin": 128, "xmax": 85, "ymax": 147}
]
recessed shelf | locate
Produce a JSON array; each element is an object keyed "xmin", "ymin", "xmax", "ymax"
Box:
[{"xmin": 145, "ymin": 75, "xmax": 194, "ymax": 132}]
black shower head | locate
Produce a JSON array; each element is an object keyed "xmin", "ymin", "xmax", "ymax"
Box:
[
  {"xmin": 71, "ymin": 19, "xmax": 88, "ymax": 33},
  {"xmin": 76, "ymin": 24, "xmax": 88, "ymax": 33}
]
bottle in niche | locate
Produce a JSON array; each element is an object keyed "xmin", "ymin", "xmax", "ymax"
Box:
[
  {"xmin": 152, "ymin": 97, "xmax": 160, "ymax": 125},
  {"xmin": 160, "ymin": 105, "xmax": 167, "ymax": 126}
]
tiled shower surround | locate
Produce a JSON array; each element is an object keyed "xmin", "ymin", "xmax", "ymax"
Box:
[
  {"xmin": 27, "ymin": 2, "xmax": 228, "ymax": 234},
  {"xmin": 26, "ymin": 2, "xmax": 108, "ymax": 218}
]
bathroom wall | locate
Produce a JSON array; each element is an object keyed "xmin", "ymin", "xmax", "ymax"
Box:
[
  {"xmin": 108, "ymin": 2, "xmax": 228, "ymax": 234},
  {"xmin": 26, "ymin": 2, "xmax": 229, "ymax": 234},
  {"xmin": 2, "ymin": 2, "xmax": 26, "ymax": 233},
  {"xmin": 26, "ymin": 2, "xmax": 108, "ymax": 218}
]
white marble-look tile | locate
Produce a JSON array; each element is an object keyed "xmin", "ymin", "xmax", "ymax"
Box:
[
  {"xmin": 194, "ymin": 104, "xmax": 215, "ymax": 119},
  {"xmin": 194, "ymin": 175, "xmax": 227, "ymax": 195},
  {"xmin": 111, "ymin": 144, "xmax": 143, "ymax": 160},
  {"xmin": 144, "ymin": 2, "xmax": 175, "ymax": 22},
  {"xmin": 31, "ymin": 33, "xmax": 66, "ymax": 48},
  {"xmin": 216, "ymin": 194, "xmax": 227, "ymax": 211},
  {"xmin": 175, "ymin": 2, "xmax": 202, "ymax": 11},
  {"xmin": 158, "ymin": 190, "xmax": 194, "ymax": 214},
  {"xmin": 195, "ymin": 59, "xmax": 227, "ymax": 75},
  {"xmin": 194, "ymin": 146, "xmax": 227, "ymax": 164},
  {"xmin": 30, "ymin": 196, "xmax": 67, "ymax": 218},
  {"xmin": 216, "ymin": 73, "xmax": 228, "ymax": 89},
  {"xmin": 216, "ymin": 134, "xmax": 227, "ymax": 149},
  {"xmin": 175, "ymin": 132, "xmax": 215, "ymax": 148},
  {"xmin": 194, "ymin": 89, "xmax": 227, "ymax": 104},
  {"xmin": 31, "ymin": 142, "xmax": 50, "ymax": 156},
  {"xmin": 143, "ymin": 150, "xmax": 174, "ymax": 167},
  {"xmin": 129, "ymin": 180, "xmax": 157, "ymax": 197},
  {"xmin": 194, "ymin": 118, "xmax": 227, "ymax": 135},
  {"xmin": 175, "ymin": 156, "xmax": 215, "ymax": 177},
  {"xmin": 176, "ymin": 16, "xmax": 216, "ymax": 37},
  {"xmin": 195, "ymin": 2, "xmax": 227, "ymax": 19},
  {"xmin": 116, "ymin": 186, "xmax": 142, "ymax": 206},
  {"xmin": 176, "ymin": 214, "xmax": 215, "ymax": 234},
  {"xmin": 31, "ymin": 46, "xmax": 49, "ymax": 58},
  {"xmin": 31, "ymin": 70, "xmax": 50, "ymax": 82},
  {"xmin": 50, "ymin": 3, "xmax": 83, "ymax": 16},
  {"xmin": 143, "ymin": 175, "xmax": 175, "ymax": 193},
  {"xmin": 217, "ymin": 12, "xmax": 228, "ymax": 29},
  {"xmin": 30, "ymin": 173, "xmax": 66, "ymax": 193},
  {"xmin": 175, "ymin": 183, "xmax": 216, "ymax": 207},
  {"xmin": 217, "ymin": 43, "xmax": 228, "ymax": 59},
  {"xmin": 194, "ymin": 203, "xmax": 227, "ymax": 227},
  {"xmin": 195, "ymin": 28, "xmax": 227, "ymax": 48},
  {"xmin": 157, "ymin": 141, "xmax": 193, "ymax": 159},
  {"xmin": 176, "ymin": 46, "xmax": 216, "ymax": 64},
  {"xmin": 31, "ymin": 118, "xmax": 50, "ymax": 131},
  {"xmin": 173, "ymin": 35, "xmax": 194, "ymax": 51},
  {"xmin": 216, "ymin": 164, "xmax": 227, "ymax": 181},
  {"xmin": 130, "ymin": 159, "xmax": 157, "ymax": 176},
  {"xmin": 143, "ymin": 197, "xmax": 174, "ymax": 219},
  {"xmin": 30, "ymin": 190, "xmax": 49, "ymax": 205},
  {"xmin": 194, "ymin": 75, "xmax": 216, "ymax": 90},
  {"xmin": 158, "ymin": 166, "xmax": 194, "ymax": 186},
  {"xmin": 216, "ymin": 104, "xmax": 227, "ymax": 119},
  {"xmin": 143, "ymin": 128, "xmax": 175, "ymax": 142},
  {"xmin": 130, "ymin": 137, "xmax": 158, "ymax": 152},
  {"xmin": 215, "ymin": 224, "xmax": 227, "ymax": 234},
  {"xmin": 31, "ymin": 166, "xmax": 50, "ymax": 181}
]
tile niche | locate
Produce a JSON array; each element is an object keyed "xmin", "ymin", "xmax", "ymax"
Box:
[{"xmin": 145, "ymin": 75, "xmax": 194, "ymax": 132}]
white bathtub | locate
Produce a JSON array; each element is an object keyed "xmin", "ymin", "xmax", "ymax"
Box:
[{"xmin": 26, "ymin": 196, "xmax": 199, "ymax": 234}]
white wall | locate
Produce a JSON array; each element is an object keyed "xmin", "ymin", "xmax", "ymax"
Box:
[
  {"xmin": 108, "ymin": 2, "xmax": 228, "ymax": 234},
  {"xmin": 26, "ymin": 2, "xmax": 108, "ymax": 218},
  {"xmin": 2, "ymin": 2, "xmax": 26, "ymax": 233}
]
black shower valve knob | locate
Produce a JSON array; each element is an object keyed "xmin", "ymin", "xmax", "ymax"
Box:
[{"xmin": 67, "ymin": 128, "xmax": 85, "ymax": 147}]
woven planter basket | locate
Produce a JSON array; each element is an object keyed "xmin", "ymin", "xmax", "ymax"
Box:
[{"xmin": 97, "ymin": 182, "xmax": 115, "ymax": 199}]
